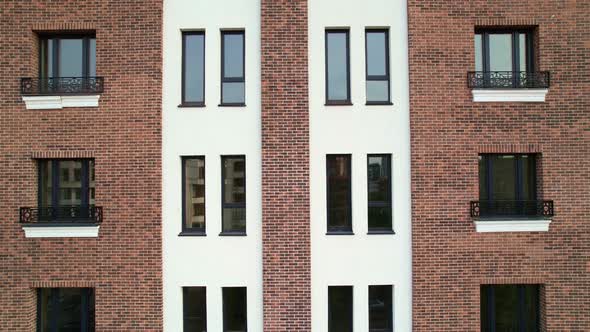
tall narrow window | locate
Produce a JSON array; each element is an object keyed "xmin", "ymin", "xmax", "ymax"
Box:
[
  {"xmin": 326, "ymin": 154, "xmax": 352, "ymax": 233},
  {"xmin": 325, "ymin": 29, "xmax": 351, "ymax": 104},
  {"xmin": 481, "ymin": 284, "xmax": 540, "ymax": 332},
  {"xmin": 221, "ymin": 30, "xmax": 245, "ymax": 105},
  {"xmin": 182, "ymin": 31, "xmax": 205, "ymax": 106},
  {"xmin": 369, "ymin": 285, "xmax": 393, "ymax": 332},
  {"xmin": 223, "ymin": 287, "xmax": 247, "ymax": 332},
  {"xmin": 221, "ymin": 155, "xmax": 246, "ymax": 234},
  {"xmin": 365, "ymin": 29, "xmax": 391, "ymax": 104},
  {"xmin": 183, "ymin": 287, "xmax": 207, "ymax": 332},
  {"xmin": 328, "ymin": 286, "xmax": 353, "ymax": 332},
  {"xmin": 182, "ymin": 157, "xmax": 206, "ymax": 233},
  {"xmin": 39, "ymin": 34, "xmax": 97, "ymax": 78},
  {"xmin": 37, "ymin": 288, "xmax": 95, "ymax": 332},
  {"xmin": 367, "ymin": 154, "xmax": 393, "ymax": 233}
]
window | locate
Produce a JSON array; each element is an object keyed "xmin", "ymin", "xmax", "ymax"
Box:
[
  {"xmin": 223, "ymin": 287, "xmax": 247, "ymax": 332},
  {"xmin": 182, "ymin": 31, "xmax": 205, "ymax": 106},
  {"xmin": 365, "ymin": 29, "xmax": 391, "ymax": 104},
  {"xmin": 328, "ymin": 286, "xmax": 353, "ymax": 332},
  {"xmin": 481, "ymin": 285, "xmax": 540, "ymax": 332},
  {"xmin": 478, "ymin": 154, "xmax": 538, "ymax": 217},
  {"xmin": 369, "ymin": 285, "xmax": 393, "ymax": 332},
  {"xmin": 221, "ymin": 30, "xmax": 245, "ymax": 105},
  {"xmin": 182, "ymin": 157, "xmax": 205, "ymax": 233},
  {"xmin": 222, "ymin": 156, "xmax": 246, "ymax": 234},
  {"xmin": 39, "ymin": 34, "xmax": 97, "ymax": 78},
  {"xmin": 38, "ymin": 159, "xmax": 95, "ymax": 221},
  {"xmin": 37, "ymin": 288, "xmax": 95, "ymax": 332},
  {"xmin": 368, "ymin": 154, "xmax": 392, "ymax": 233},
  {"xmin": 183, "ymin": 287, "xmax": 207, "ymax": 332},
  {"xmin": 326, "ymin": 155, "xmax": 352, "ymax": 233},
  {"xmin": 325, "ymin": 29, "xmax": 351, "ymax": 105}
]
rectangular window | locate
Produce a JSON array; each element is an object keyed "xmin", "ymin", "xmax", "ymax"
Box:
[
  {"xmin": 39, "ymin": 34, "xmax": 97, "ymax": 78},
  {"xmin": 325, "ymin": 29, "xmax": 351, "ymax": 104},
  {"xmin": 328, "ymin": 286, "xmax": 353, "ymax": 332},
  {"xmin": 37, "ymin": 288, "xmax": 95, "ymax": 332},
  {"xmin": 182, "ymin": 31, "xmax": 205, "ymax": 106},
  {"xmin": 221, "ymin": 30, "xmax": 245, "ymax": 105},
  {"xmin": 222, "ymin": 156, "xmax": 246, "ymax": 234},
  {"xmin": 326, "ymin": 154, "xmax": 352, "ymax": 233},
  {"xmin": 223, "ymin": 287, "xmax": 247, "ymax": 332},
  {"xmin": 369, "ymin": 285, "xmax": 393, "ymax": 332},
  {"xmin": 367, "ymin": 154, "xmax": 392, "ymax": 232},
  {"xmin": 481, "ymin": 284, "xmax": 540, "ymax": 332},
  {"xmin": 183, "ymin": 287, "xmax": 207, "ymax": 332},
  {"xmin": 365, "ymin": 29, "xmax": 391, "ymax": 104},
  {"xmin": 182, "ymin": 157, "xmax": 206, "ymax": 233}
]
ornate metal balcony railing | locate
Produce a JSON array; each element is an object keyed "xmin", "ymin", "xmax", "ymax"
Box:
[
  {"xmin": 470, "ymin": 200, "xmax": 554, "ymax": 218},
  {"xmin": 19, "ymin": 206, "xmax": 103, "ymax": 224},
  {"xmin": 467, "ymin": 71, "xmax": 550, "ymax": 89},
  {"xmin": 21, "ymin": 77, "xmax": 104, "ymax": 95}
]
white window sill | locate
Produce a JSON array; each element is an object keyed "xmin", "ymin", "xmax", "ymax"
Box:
[
  {"xmin": 474, "ymin": 219, "xmax": 551, "ymax": 233},
  {"xmin": 22, "ymin": 224, "xmax": 100, "ymax": 238},
  {"xmin": 472, "ymin": 89, "xmax": 548, "ymax": 102},
  {"xmin": 22, "ymin": 95, "xmax": 100, "ymax": 110}
]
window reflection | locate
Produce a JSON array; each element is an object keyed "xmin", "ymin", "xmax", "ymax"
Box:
[
  {"xmin": 222, "ymin": 156, "xmax": 246, "ymax": 232},
  {"xmin": 327, "ymin": 155, "xmax": 351, "ymax": 232}
]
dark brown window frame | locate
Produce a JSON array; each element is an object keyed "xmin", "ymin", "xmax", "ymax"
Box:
[
  {"xmin": 220, "ymin": 155, "xmax": 247, "ymax": 235},
  {"xmin": 180, "ymin": 31, "xmax": 206, "ymax": 107},
  {"xmin": 365, "ymin": 29, "xmax": 392, "ymax": 105},
  {"xmin": 325, "ymin": 29, "xmax": 352, "ymax": 105},
  {"xmin": 38, "ymin": 33, "xmax": 96, "ymax": 78},
  {"xmin": 326, "ymin": 154, "xmax": 353, "ymax": 234},
  {"xmin": 367, "ymin": 154, "xmax": 394, "ymax": 234},
  {"xmin": 180, "ymin": 156, "xmax": 206, "ymax": 236},
  {"xmin": 220, "ymin": 30, "xmax": 246, "ymax": 106}
]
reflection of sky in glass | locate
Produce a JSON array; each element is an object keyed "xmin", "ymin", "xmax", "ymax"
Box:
[
  {"xmin": 327, "ymin": 32, "xmax": 348, "ymax": 100},
  {"xmin": 89, "ymin": 39, "xmax": 96, "ymax": 76},
  {"xmin": 367, "ymin": 80, "xmax": 388, "ymax": 102},
  {"xmin": 224, "ymin": 34, "xmax": 244, "ymax": 78},
  {"xmin": 489, "ymin": 34, "xmax": 512, "ymax": 71},
  {"xmin": 59, "ymin": 39, "xmax": 84, "ymax": 77},
  {"xmin": 184, "ymin": 34, "xmax": 204, "ymax": 102},
  {"xmin": 222, "ymin": 82, "xmax": 245, "ymax": 104},
  {"xmin": 367, "ymin": 32, "xmax": 386, "ymax": 76},
  {"xmin": 519, "ymin": 33, "xmax": 527, "ymax": 71},
  {"xmin": 474, "ymin": 34, "xmax": 482, "ymax": 71}
]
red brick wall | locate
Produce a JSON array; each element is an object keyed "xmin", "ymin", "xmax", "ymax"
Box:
[
  {"xmin": 408, "ymin": 1, "xmax": 589, "ymax": 331},
  {"xmin": 0, "ymin": 1, "xmax": 162, "ymax": 331},
  {"xmin": 261, "ymin": 0, "xmax": 312, "ymax": 330}
]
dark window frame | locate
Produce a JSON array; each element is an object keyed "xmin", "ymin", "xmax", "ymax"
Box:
[
  {"xmin": 326, "ymin": 154, "xmax": 353, "ymax": 234},
  {"xmin": 38, "ymin": 33, "xmax": 97, "ymax": 78},
  {"xmin": 222, "ymin": 287, "xmax": 248, "ymax": 332},
  {"xmin": 181, "ymin": 156, "xmax": 206, "ymax": 236},
  {"xmin": 37, "ymin": 288, "xmax": 95, "ymax": 332},
  {"xmin": 367, "ymin": 154, "xmax": 394, "ymax": 234},
  {"xmin": 220, "ymin": 30, "xmax": 246, "ymax": 106},
  {"xmin": 182, "ymin": 287, "xmax": 207, "ymax": 332},
  {"xmin": 475, "ymin": 28, "xmax": 535, "ymax": 73},
  {"xmin": 328, "ymin": 286, "xmax": 353, "ymax": 332},
  {"xmin": 38, "ymin": 159, "xmax": 94, "ymax": 210},
  {"xmin": 221, "ymin": 155, "xmax": 247, "ymax": 235},
  {"xmin": 325, "ymin": 29, "xmax": 352, "ymax": 105},
  {"xmin": 369, "ymin": 285, "xmax": 393, "ymax": 332},
  {"xmin": 365, "ymin": 29, "xmax": 392, "ymax": 105},
  {"xmin": 180, "ymin": 31, "xmax": 206, "ymax": 107},
  {"xmin": 481, "ymin": 284, "xmax": 540, "ymax": 332},
  {"xmin": 479, "ymin": 154, "xmax": 537, "ymax": 202}
]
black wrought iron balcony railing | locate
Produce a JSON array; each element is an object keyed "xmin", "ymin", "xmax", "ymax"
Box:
[
  {"xmin": 21, "ymin": 77, "xmax": 104, "ymax": 96},
  {"xmin": 470, "ymin": 200, "xmax": 554, "ymax": 219},
  {"xmin": 19, "ymin": 206, "xmax": 103, "ymax": 224},
  {"xmin": 467, "ymin": 71, "xmax": 550, "ymax": 89}
]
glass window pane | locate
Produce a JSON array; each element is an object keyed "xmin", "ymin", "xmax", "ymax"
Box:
[
  {"xmin": 38, "ymin": 289, "xmax": 53, "ymax": 332},
  {"xmin": 184, "ymin": 33, "xmax": 205, "ymax": 103},
  {"xmin": 326, "ymin": 31, "xmax": 349, "ymax": 101},
  {"xmin": 183, "ymin": 287, "xmax": 207, "ymax": 332},
  {"xmin": 222, "ymin": 82, "xmax": 245, "ymax": 104},
  {"xmin": 491, "ymin": 155, "xmax": 516, "ymax": 201},
  {"xmin": 521, "ymin": 155, "xmax": 536, "ymax": 201},
  {"xmin": 89, "ymin": 38, "xmax": 96, "ymax": 76},
  {"xmin": 38, "ymin": 288, "xmax": 94, "ymax": 332},
  {"xmin": 58, "ymin": 288, "xmax": 83, "ymax": 332},
  {"xmin": 478, "ymin": 155, "xmax": 488, "ymax": 201},
  {"xmin": 366, "ymin": 80, "xmax": 389, "ymax": 103},
  {"xmin": 369, "ymin": 285, "xmax": 393, "ymax": 332},
  {"xmin": 481, "ymin": 285, "xmax": 540, "ymax": 332},
  {"xmin": 89, "ymin": 161, "xmax": 95, "ymax": 206},
  {"xmin": 328, "ymin": 286, "xmax": 353, "ymax": 332},
  {"xmin": 59, "ymin": 161, "xmax": 83, "ymax": 207},
  {"xmin": 40, "ymin": 161, "xmax": 53, "ymax": 207},
  {"xmin": 366, "ymin": 31, "xmax": 387, "ymax": 76},
  {"xmin": 59, "ymin": 39, "xmax": 84, "ymax": 77},
  {"xmin": 223, "ymin": 287, "xmax": 247, "ymax": 332},
  {"xmin": 368, "ymin": 155, "xmax": 392, "ymax": 230},
  {"xmin": 489, "ymin": 34, "xmax": 512, "ymax": 72},
  {"xmin": 327, "ymin": 155, "xmax": 351, "ymax": 231},
  {"xmin": 475, "ymin": 34, "xmax": 483, "ymax": 72},
  {"xmin": 223, "ymin": 33, "xmax": 244, "ymax": 78},
  {"xmin": 185, "ymin": 158, "xmax": 205, "ymax": 231},
  {"xmin": 222, "ymin": 156, "xmax": 246, "ymax": 232}
]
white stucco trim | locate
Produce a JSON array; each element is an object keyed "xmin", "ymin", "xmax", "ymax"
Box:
[
  {"xmin": 474, "ymin": 219, "xmax": 551, "ymax": 233},
  {"xmin": 22, "ymin": 95, "xmax": 100, "ymax": 109},
  {"xmin": 22, "ymin": 225, "xmax": 100, "ymax": 238},
  {"xmin": 471, "ymin": 89, "xmax": 548, "ymax": 102}
]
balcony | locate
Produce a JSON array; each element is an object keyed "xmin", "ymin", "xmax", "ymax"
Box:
[
  {"xmin": 467, "ymin": 71, "xmax": 550, "ymax": 102},
  {"xmin": 470, "ymin": 200, "xmax": 554, "ymax": 233},
  {"xmin": 20, "ymin": 77, "xmax": 104, "ymax": 109},
  {"xmin": 20, "ymin": 206, "xmax": 103, "ymax": 238}
]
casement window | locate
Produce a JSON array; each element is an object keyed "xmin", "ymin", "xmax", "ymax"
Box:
[
  {"xmin": 365, "ymin": 29, "xmax": 391, "ymax": 104},
  {"xmin": 481, "ymin": 285, "xmax": 540, "ymax": 332},
  {"xmin": 326, "ymin": 154, "xmax": 352, "ymax": 233},
  {"xmin": 367, "ymin": 154, "xmax": 393, "ymax": 233},
  {"xmin": 183, "ymin": 287, "xmax": 207, "ymax": 332},
  {"xmin": 39, "ymin": 34, "xmax": 96, "ymax": 78},
  {"xmin": 328, "ymin": 286, "xmax": 353, "ymax": 332},
  {"xmin": 181, "ymin": 31, "xmax": 205, "ymax": 106},
  {"xmin": 325, "ymin": 29, "xmax": 351, "ymax": 105},
  {"xmin": 475, "ymin": 29, "xmax": 534, "ymax": 74},
  {"xmin": 221, "ymin": 30, "xmax": 245, "ymax": 106},
  {"xmin": 221, "ymin": 155, "xmax": 246, "ymax": 234},
  {"xmin": 223, "ymin": 287, "xmax": 247, "ymax": 332},
  {"xmin": 182, "ymin": 157, "xmax": 206, "ymax": 234},
  {"xmin": 37, "ymin": 288, "xmax": 95, "ymax": 332},
  {"xmin": 369, "ymin": 285, "xmax": 393, "ymax": 332}
]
